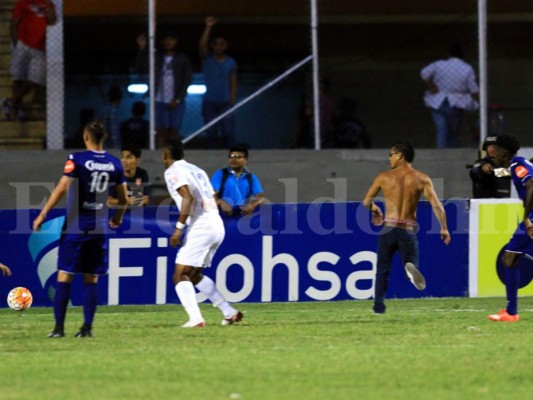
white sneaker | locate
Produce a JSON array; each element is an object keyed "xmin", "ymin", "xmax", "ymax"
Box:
[
  {"xmin": 221, "ymin": 311, "xmax": 243, "ymax": 326},
  {"xmin": 404, "ymin": 262, "xmax": 426, "ymax": 290},
  {"xmin": 181, "ymin": 320, "xmax": 206, "ymax": 328}
]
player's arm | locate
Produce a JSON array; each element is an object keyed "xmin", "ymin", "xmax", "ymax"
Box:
[
  {"xmin": 170, "ymin": 185, "xmax": 195, "ymax": 247},
  {"xmin": 33, "ymin": 175, "xmax": 72, "ymax": 231},
  {"xmin": 522, "ymin": 179, "xmax": 533, "ymax": 238},
  {"xmin": 110, "ymin": 183, "xmax": 128, "ymax": 229},
  {"xmin": 0, "ymin": 263, "xmax": 12, "ymax": 277},
  {"xmin": 423, "ymin": 177, "xmax": 451, "ymax": 245},
  {"xmin": 362, "ymin": 175, "xmax": 383, "ymax": 225}
]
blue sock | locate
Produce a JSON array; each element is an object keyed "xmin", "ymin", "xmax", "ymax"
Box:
[
  {"xmin": 505, "ymin": 267, "xmax": 520, "ymax": 315},
  {"xmin": 54, "ymin": 282, "xmax": 71, "ymax": 327},
  {"xmin": 83, "ymin": 283, "xmax": 98, "ymax": 326}
]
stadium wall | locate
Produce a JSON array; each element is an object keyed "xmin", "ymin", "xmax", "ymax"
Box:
[{"xmin": 0, "ymin": 148, "xmax": 477, "ymax": 210}]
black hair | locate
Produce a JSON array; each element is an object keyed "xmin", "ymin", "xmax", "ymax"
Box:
[
  {"xmin": 449, "ymin": 43, "xmax": 464, "ymax": 59},
  {"xmin": 228, "ymin": 144, "xmax": 248, "ymax": 158},
  {"xmin": 121, "ymin": 145, "xmax": 142, "ymax": 159},
  {"xmin": 166, "ymin": 137, "xmax": 185, "ymax": 161},
  {"xmin": 84, "ymin": 120, "xmax": 107, "ymax": 144},
  {"xmin": 131, "ymin": 101, "xmax": 146, "ymax": 117},
  {"xmin": 393, "ymin": 140, "xmax": 415, "ymax": 163},
  {"xmin": 495, "ymin": 134, "xmax": 520, "ymax": 155},
  {"xmin": 107, "ymin": 85, "xmax": 123, "ymax": 103}
]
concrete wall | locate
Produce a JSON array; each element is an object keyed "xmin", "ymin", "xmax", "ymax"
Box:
[{"xmin": 0, "ymin": 148, "xmax": 479, "ymax": 209}]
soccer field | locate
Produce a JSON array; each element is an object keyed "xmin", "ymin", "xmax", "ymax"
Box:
[{"xmin": 1, "ymin": 297, "xmax": 531, "ymax": 400}]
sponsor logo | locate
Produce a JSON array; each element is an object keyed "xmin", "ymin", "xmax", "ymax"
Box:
[
  {"xmin": 64, "ymin": 160, "xmax": 75, "ymax": 174},
  {"xmin": 85, "ymin": 160, "xmax": 115, "ymax": 172},
  {"xmin": 516, "ymin": 166, "xmax": 528, "ymax": 178}
]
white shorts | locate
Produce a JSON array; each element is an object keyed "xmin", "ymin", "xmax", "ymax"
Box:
[
  {"xmin": 10, "ymin": 41, "xmax": 46, "ymax": 86},
  {"xmin": 175, "ymin": 222, "xmax": 225, "ymax": 268}
]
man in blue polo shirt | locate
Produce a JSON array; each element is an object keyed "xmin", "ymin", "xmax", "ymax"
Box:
[
  {"xmin": 199, "ymin": 16, "xmax": 238, "ymax": 149},
  {"xmin": 211, "ymin": 145, "xmax": 264, "ymax": 216}
]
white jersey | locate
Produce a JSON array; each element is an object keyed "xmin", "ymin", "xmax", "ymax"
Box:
[{"xmin": 164, "ymin": 159, "xmax": 222, "ymax": 229}]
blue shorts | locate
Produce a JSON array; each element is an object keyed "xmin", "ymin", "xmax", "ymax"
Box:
[
  {"xmin": 57, "ymin": 233, "xmax": 108, "ymax": 275},
  {"xmin": 506, "ymin": 221, "xmax": 533, "ymax": 258}
]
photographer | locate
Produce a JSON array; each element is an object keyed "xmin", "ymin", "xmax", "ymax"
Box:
[{"xmin": 469, "ymin": 136, "xmax": 511, "ymax": 198}]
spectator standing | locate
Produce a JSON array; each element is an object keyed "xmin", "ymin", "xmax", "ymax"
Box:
[
  {"xmin": 108, "ymin": 145, "xmax": 150, "ymax": 208},
  {"xmin": 469, "ymin": 135, "xmax": 511, "ymax": 198},
  {"xmin": 3, "ymin": 0, "xmax": 56, "ymax": 121},
  {"xmin": 420, "ymin": 43, "xmax": 479, "ymax": 148},
  {"xmin": 32, "ymin": 120, "xmax": 128, "ymax": 338},
  {"xmin": 199, "ymin": 16, "xmax": 238, "ymax": 149},
  {"xmin": 99, "ymin": 85, "xmax": 125, "ymax": 149},
  {"xmin": 211, "ymin": 145, "xmax": 265, "ymax": 217},
  {"xmin": 136, "ymin": 30, "xmax": 192, "ymax": 148},
  {"xmin": 330, "ymin": 97, "xmax": 371, "ymax": 149},
  {"xmin": 120, "ymin": 101, "xmax": 149, "ymax": 149}
]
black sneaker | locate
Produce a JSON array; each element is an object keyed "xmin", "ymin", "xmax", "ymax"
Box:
[
  {"xmin": 75, "ymin": 324, "xmax": 93, "ymax": 338},
  {"xmin": 46, "ymin": 327, "xmax": 65, "ymax": 338},
  {"xmin": 373, "ymin": 302, "xmax": 386, "ymax": 315}
]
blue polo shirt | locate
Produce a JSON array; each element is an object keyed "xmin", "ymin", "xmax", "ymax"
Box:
[
  {"xmin": 211, "ymin": 168, "xmax": 263, "ymax": 207},
  {"xmin": 202, "ymin": 54, "xmax": 237, "ymax": 103}
]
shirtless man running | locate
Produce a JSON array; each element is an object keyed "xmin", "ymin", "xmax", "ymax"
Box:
[{"xmin": 363, "ymin": 141, "xmax": 451, "ymax": 314}]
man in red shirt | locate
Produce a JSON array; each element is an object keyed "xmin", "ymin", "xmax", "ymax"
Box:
[{"xmin": 3, "ymin": 0, "xmax": 56, "ymax": 121}]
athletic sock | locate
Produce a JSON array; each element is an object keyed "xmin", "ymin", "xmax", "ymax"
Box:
[
  {"xmin": 505, "ymin": 266, "xmax": 520, "ymax": 315},
  {"xmin": 83, "ymin": 283, "xmax": 98, "ymax": 325},
  {"xmin": 175, "ymin": 281, "xmax": 203, "ymax": 322},
  {"xmin": 195, "ymin": 275, "xmax": 237, "ymax": 318},
  {"xmin": 54, "ymin": 282, "xmax": 71, "ymax": 328}
]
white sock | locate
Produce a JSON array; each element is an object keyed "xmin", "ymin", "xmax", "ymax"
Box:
[
  {"xmin": 195, "ymin": 276, "xmax": 237, "ymax": 318},
  {"xmin": 175, "ymin": 281, "xmax": 203, "ymax": 322}
]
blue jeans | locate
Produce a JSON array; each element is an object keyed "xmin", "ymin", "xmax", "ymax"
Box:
[
  {"xmin": 155, "ymin": 101, "xmax": 186, "ymax": 132},
  {"xmin": 430, "ymin": 98, "xmax": 463, "ymax": 148},
  {"xmin": 202, "ymin": 100, "xmax": 235, "ymax": 148},
  {"xmin": 374, "ymin": 227, "xmax": 419, "ymax": 308}
]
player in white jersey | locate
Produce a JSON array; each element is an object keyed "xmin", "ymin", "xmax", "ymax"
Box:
[{"xmin": 162, "ymin": 138, "xmax": 243, "ymax": 328}]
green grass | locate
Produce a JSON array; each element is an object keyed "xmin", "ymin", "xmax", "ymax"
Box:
[{"xmin": 1, "ymin": 298, "xmax": 532, "ymax": 400}]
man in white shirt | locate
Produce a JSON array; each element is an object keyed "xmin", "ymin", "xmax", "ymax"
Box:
[
  {"xmin": 420, "ymin": 43, "xmax": 479, "ymax": 148},
  {"xmin": 162, "ymin": 138, "xmax": 243, "ymax": 328}
]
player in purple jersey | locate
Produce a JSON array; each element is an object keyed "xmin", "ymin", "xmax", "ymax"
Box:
[
  {"xmin": 487, "ymin": 134, "xmax": 533, "ymax": 322},
  {"xmin": 33, "ymin": 120, "xmax": 128, "ymax": 337}
]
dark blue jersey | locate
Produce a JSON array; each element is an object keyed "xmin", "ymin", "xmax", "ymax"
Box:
[
  {"xmin": 510, "ymin": 156, "xmax": 533, "ymax": 217},
  {"xmin": 63, "ymin": 150, "xmax": 125, "ymax": 232}
]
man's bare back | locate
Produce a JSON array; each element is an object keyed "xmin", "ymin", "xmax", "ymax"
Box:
[
  {"xmin": 375, "ymin": 164, "xmax": 430, "ymax": 224},
  {"xmin": 363, "ymin": 144, "xmax": 450, "ymax": 244}
]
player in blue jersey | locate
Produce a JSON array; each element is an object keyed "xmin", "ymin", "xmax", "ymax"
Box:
[
  {"xmin": 488, "ymin": 134, "xmax": 533, "ymax": 322},
  {"xmin": 33, "ymin": 120, "xmax": 128, "ymax": 337}
]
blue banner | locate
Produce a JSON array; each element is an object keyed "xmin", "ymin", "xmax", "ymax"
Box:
[{"xmin": 0, "ymin": 201, "xmax": 469, "ymax": 307}]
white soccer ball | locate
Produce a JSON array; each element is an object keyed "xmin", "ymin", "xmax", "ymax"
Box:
[{"xmin": 7, "ymin": 287, "xmax": 33, "ymax": 311}]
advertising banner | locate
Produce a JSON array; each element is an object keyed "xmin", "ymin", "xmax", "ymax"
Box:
[
  {"xmin": 468, "ymin": 199, "xmax": 533, "ymax": 297},
  {"xmin": 0, "ymin": 201, "xmax": 468, "ymax": 307}
]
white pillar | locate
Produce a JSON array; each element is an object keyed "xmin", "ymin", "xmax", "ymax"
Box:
[
  {"xmin": 478, "ymin": 0, "xmax": 488, "ymax": 148},
  {"xmin": 46, "ymin": 0, "xmax": 64, "ymax": 150}
]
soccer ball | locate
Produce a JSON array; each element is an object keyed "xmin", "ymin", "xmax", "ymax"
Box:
[{"xmin": 7, "ymin": 287, "xmax": 33, "ymax": 311}]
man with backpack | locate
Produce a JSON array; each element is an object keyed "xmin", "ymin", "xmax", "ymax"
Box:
[{"xmin": 211, "ymin": 145, "xmax": 265, "ymax": 216}]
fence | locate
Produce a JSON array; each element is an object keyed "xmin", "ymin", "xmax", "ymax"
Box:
[{"xmin": 38, "ymin": 1, "xmax": 533, "ymax": 150}]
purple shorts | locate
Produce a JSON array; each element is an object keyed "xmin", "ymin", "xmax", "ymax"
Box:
[
  {"xmin": 57, "ymin": 233, "xmax": 108, "ymax": 275},
  {"xmin": 506, "ymin": 220, "xmax": 533, "ymax": 258}
]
